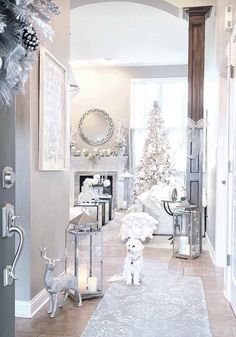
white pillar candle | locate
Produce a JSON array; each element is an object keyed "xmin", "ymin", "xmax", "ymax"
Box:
[
  {"xmin": 185, "ymin": 244, "xmax": 190, "ymax": 256},
  {"xmin": 78, "ymin": 264, "xmax": 88, "ymax": 293},
  {"xmin": 179, "ymin": 236, "xmax": 188, "ymax": 255},
  {"xmin": 87, "ymin": 277, "xmax": 98, "ymax": 293}
]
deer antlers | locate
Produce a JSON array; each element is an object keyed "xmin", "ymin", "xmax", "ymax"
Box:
[
  {"xmin": 40, "ymin": 247, "xmax": 50, "ymax": 263},
  {"xmin": 40, "ymin": 248, "xmax": 64, "ymax": 264}
]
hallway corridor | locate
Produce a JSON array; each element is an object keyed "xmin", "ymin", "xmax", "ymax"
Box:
[{"xmin": 16, "ymin": 214, "xmax": 236, "ymax": 337}]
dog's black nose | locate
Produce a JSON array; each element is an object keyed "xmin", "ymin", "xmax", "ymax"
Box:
[{"xmin": 131, "ymin": 262, "xmax": 133, "ymax": 265}]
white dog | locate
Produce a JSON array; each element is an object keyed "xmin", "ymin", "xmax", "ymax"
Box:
[{"xmin": 122, "ymin": 238, "xmax": 144, "ymax": 286}]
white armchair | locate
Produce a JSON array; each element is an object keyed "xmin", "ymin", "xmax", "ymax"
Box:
[{"xmin": 136, "ymin": 184, "xmax": 174, "ymax": 235}]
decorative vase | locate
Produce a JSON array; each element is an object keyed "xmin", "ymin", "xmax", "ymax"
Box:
[
  {"xmin": 118, "ymin": 145, "xmax": 126, "ymax": 156},
  {"xmin": 171, "ymin": 188, "xmax": 178, "ymax": 202}
]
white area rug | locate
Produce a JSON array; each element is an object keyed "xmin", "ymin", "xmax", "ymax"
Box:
[{"xmin": 81, "ymin": 275, "xmax": 212, "ymax": 337}]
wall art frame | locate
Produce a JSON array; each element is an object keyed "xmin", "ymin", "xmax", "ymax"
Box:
[{"xmin": 39, "ymin": 47, "xmax": 67, "ymax": 171}]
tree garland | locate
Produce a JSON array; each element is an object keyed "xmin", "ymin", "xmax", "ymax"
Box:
[{"xmin": 0, "ymin": 0, "xmax": 60, "ymax": 106}]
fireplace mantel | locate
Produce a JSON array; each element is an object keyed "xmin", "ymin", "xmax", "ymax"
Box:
[{"xmin": 71, "ymin": 156, "xmax": 128, "ymax": 173}]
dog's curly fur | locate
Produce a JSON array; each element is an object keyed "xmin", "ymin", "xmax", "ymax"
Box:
[{"xmin": 122, "ymin": 238, "xmax": 144, "ymax": 286}]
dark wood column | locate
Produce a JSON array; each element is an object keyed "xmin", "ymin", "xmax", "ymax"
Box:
[{"xmin": 183, "ymin": 6, "xmax": 212, "ymax": 207}]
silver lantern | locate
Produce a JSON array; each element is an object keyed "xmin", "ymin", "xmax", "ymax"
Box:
[
  {"xmin": 173, "ymin": 206, "xmax": 200, "ymax": 259},
  {"xmin": 65, "ymin": 210, "xmax": 103, "ymax": 300},
  {"xmin": 117, "ymin": 171, "xmax": 134, "ymax": 210}
]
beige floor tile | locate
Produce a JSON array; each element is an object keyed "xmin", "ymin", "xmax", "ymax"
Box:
[
  {"xmin": 103, "ymin": 262, "xmax": 123, "ymax": 276},
  {"xmin": 232, "ymin": 327, "xmax": 236, "ymax": 336},
  {"xmin": 38, "ymin": 335, "xmax": 73, "ymax": 337},
  {"xmin": 184, "ymin": 265, "xmax": 216, "ymax": 276},
  {"xmin": 16, "ymin": 333, "xmax": 38, "ymax": 337},
  {"xmin": 210, "ymin": 324, "xmax": 234, "ymax": 337},
  {"xmin": 202, "ymin": 275, "xmax": 224, "ymax": 291}
]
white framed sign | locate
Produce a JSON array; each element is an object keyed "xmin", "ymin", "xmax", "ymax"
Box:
[{"xmin": 39, "ymin": 47, "xmax": 67, "ymax": 171}]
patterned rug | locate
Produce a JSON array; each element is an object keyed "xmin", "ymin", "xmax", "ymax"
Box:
[{"xmin": 81, "ymin": 275, "xmax": 212, "ymax": 337}]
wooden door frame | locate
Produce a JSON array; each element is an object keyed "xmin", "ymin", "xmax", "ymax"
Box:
[
  {"xmin": 225, "ymin": 24, "xmax": 236, "ymax": 304},
  {"xmin": 0, "ymin": 102, "xmax": 16, "ymax": 337},
  {"xmin": 214, "ymin": 43, "xmax": 230, "ymax": 270},
  {"xmin": 183, "ymin": 6, "xmax": 212, "ymax": 210}
]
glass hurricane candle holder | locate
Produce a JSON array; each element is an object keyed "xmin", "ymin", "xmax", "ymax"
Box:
[
  {"xmin": 173, "ymin": 206, "xmax": 200, "ymax": 259},
  {"xmin": 65, "ymin": 211, "xmax": 103, "ymax": 300}
]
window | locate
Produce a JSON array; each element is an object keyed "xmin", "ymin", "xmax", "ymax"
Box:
[{"xmin": 130, "ymin": 78, "xmax": 188, "ymax": 182}]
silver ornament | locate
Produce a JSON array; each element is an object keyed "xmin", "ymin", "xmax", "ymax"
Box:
[
  {"xmin": 0, "ymin": 57, "xmax": 3, "ymax": 70},
  {"xmin": 0, "ymin": 22, "xmax": 6, "ymax": 33}
]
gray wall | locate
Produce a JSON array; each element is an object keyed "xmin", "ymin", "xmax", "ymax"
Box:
[
  {"xmin": 204, "ymin": 12, "xmax": 218, "ymax": 250},
  {"xmin": 15, "ymin": 0, "xmax": 70, "ymax": 301},
  {"xmin": 15, "ymin": 80, "xmax": 31, "ymax": 300},
  {"xmin": 215, "ymin": 0, "xmax": 236, "ymax": 68},
  {"xmin": 71, "ymin": 64, "xmax": 188, "ymax": 150}
]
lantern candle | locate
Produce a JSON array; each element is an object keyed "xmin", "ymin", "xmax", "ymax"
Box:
[
  {"xmin": 78, "ymin": 264, "xmax": 88, "ymax": 293},
  {"xmin": 179, "ymin": 236, "xmax": 188, "ymax": 255},
  {"xmin": 185, "ymin": 244, "xmax": 190, "ymax": 255},
  {"xmin": 87, "ymin": 277, "xmax": 98, "ymax": 293}
]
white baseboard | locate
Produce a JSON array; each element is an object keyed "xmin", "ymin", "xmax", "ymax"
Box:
[
  {"xmin": 205, "ymin": 232, "xmax": 216, "ymax": 265},
  {"xmin": 15, "ymin": 288, "xmax": 48, "ymax": 318}
]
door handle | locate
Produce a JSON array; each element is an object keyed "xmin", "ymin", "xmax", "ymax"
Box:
[{"xmin": 2, "ymin": 203, "xmax": 24, "ymax": 286}]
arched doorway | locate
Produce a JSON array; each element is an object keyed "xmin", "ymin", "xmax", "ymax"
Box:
[{"xmin": 71, "ymin": 0, "xmax": 180, "ymax": 17}]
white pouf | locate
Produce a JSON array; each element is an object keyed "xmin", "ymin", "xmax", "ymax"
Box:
[{"xmin": 120, "ymin": 212, "xmax": 158, "ymax": 242}]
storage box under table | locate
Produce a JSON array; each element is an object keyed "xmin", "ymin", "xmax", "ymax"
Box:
[
  {"xmin": 100, "ymin": 196, "xmax": 114, "ymax": 221},
  {"xmin": 99, "ymin": 200, "xmax": 110, "ymax": 225}
]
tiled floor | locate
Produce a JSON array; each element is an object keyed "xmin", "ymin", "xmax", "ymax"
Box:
[{"xmin": 16, "ymin": 213, "xmax": 236, "ymax": 337}]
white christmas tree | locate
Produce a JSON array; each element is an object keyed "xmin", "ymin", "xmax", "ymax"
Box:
[{"xmin": 136, "ymin": 101, "xmax": 175, "ymax": 194}]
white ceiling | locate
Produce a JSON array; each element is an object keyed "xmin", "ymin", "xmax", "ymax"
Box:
[
  {"xmin": 167, "ymin": 0, "xmax": 214, "ymax": 6},
  {"xmin": 70, "ymin": 1, "xmax": 189, "ymax": 66}
]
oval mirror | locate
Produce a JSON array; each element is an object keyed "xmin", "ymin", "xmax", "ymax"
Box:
[{"xmin": 78, "ymin": 109, "xmax": 114, "ymax": 146}]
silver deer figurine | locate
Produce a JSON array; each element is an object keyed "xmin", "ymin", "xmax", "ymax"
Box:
[{"xmin": 40, "ymin": 248, "xmax": 82, "ymax": 318}]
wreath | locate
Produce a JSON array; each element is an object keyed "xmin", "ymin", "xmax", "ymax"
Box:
[{"xmin": 0, "ymin": 0, "xmax": 60, "ymax": 105}]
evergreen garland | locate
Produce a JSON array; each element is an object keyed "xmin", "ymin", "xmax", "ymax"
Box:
[{"xmin": 0, "ymin": 0, "xmax": 60, "ymax": 106}]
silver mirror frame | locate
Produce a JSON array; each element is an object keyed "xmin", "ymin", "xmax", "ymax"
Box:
[{"xmin": 78, "ymin": 109, "xmax": 114, "ymax": 146}]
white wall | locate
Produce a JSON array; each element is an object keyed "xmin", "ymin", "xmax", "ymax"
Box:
[
  {"xmin": 205, "ymin": 1, "xmax": 236, "ymax": 269},
  {"xmin": 71, "ymin": 64, "xmax": 187, "ymax": 150}
]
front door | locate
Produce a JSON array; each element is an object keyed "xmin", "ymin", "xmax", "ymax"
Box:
[
  {"xmin": 228, "ymin": 25, "xmax": 236, "ymax": 314},
  {"xmin": 0, "ymin": 102, "xmax": 16, "ymax": 337}
]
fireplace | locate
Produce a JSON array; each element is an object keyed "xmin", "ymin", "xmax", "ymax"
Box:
[
  {"xmin": 79, "ymin": 175, "xmax": 114, "ymax": 196},
  {"xmin": 74, "ymin": 171, "xmax": 117, "ymax": 205},
  {"xmin": 70, "ymin": 156, "xmax": 128, "ymax": 209}
]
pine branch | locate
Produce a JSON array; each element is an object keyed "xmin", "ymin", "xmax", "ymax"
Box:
[{"xmin": 0, "ymin": 0, "xmax": 60, "ymax": 105}]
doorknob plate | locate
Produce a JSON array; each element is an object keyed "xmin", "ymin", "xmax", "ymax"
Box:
[
  {"xmin": 2, "ymin": 203, "xmax": 15, "ymax": 238},
  {"xmin": 2, "ymin": 167, "xmax": 15, "ymax": 189},
  {"xmin": 1, "ymin": 203, "xmax": 24, "ymax": 286},
  {"xmin": 3, "ymin": 266, "xmax": 13, "ymax": 287}
]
